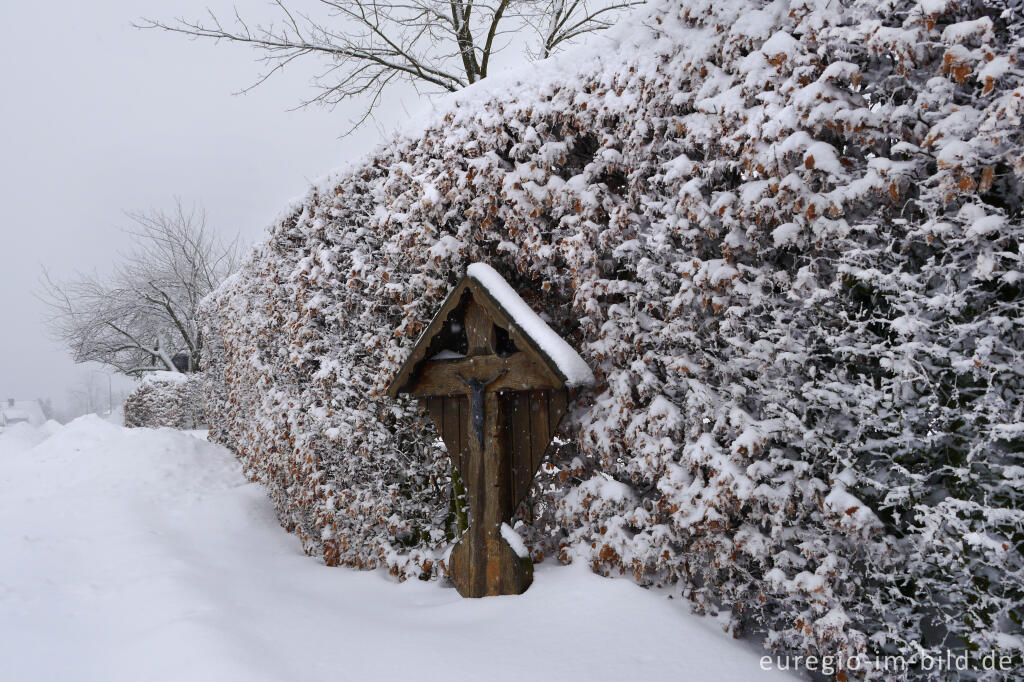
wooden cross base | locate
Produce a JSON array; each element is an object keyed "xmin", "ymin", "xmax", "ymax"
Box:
[
  {"xmin": 449, "ymin": 523, "xmax": 533, "ymax": 598},
  {"xmin": 445, "ymin": 387, "xmax": 534, "ymax": 598}
]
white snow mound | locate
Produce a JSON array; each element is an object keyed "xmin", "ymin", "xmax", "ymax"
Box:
[{"xmin": 0, "ymin": 419, "xmax": 791, "ymax": 682}]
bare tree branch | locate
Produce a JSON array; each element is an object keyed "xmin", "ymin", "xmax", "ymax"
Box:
[{"xmin": 137, "ymin": 0, "xmax": 644, "ymax": 128}]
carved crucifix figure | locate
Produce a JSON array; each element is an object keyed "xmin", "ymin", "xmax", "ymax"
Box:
[
  {"xmin": 387, "ymin": 263, "xmax": 594, "ymax": 597},
  {"xmin": 457, "ymin": 371, "xmax": 506, "ymax": 448}
]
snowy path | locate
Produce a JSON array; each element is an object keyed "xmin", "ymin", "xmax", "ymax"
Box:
[{"xmin": 0, "ymin": 417, "xmax": 791, "ymax": 682}]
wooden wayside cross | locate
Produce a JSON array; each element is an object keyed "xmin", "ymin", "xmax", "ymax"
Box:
[{"xmin": 387, "ymin": 263, "xmax": 594, "ymax": 597}]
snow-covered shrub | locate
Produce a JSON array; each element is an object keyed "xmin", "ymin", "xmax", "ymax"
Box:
[
  {"xmin": 124, "ymin": 372, "xmax": 207, "ymax": 429},
  {"xmin": 201, "ymin": 0, "xmax": 1023, "ymax": 677}
]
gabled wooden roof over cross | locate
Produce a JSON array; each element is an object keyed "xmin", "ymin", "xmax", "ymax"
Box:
[
  {"xmin": 387, "ymin": 263, "xmax": 595, "ymax": 399},
  {"xmin": 387, "ymin": 263, "xmax": 594, "ymax": 597}
]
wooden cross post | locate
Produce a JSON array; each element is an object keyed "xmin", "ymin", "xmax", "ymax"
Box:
[
  {"xmin": 443, "ymin": 301, "xmax": 530, "ymax": 597},
  {"xmin": 387, "ymin": 263, "xmax": 594, "ymax": 598}
]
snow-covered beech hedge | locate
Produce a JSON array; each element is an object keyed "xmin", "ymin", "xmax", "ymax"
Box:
[
  {"xmin": 201, "ymin": 0, "xmax": 1023, "ymax": 677},
  {"xmin": 124, "ymin": 372, "xmax": 207, "ymax": 430}
]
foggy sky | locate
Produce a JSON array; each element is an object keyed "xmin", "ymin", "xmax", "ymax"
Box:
[{"xmin": 0, "ymin": 1, "xmax": 421, "ymax": 404}]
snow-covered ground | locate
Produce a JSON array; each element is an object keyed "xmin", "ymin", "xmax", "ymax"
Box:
[{"xmin": 0, "ymin": 417, "xmax": 792, "ymax": 682}]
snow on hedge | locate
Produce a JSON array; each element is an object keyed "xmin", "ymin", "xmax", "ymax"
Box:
[
  {"xmin": 124, "ymin": 372, "xmax": 207, "ymax": 430},
  {"xmin": 201, "ymin": 0, "xmax": 1024, "ymax": 677}
]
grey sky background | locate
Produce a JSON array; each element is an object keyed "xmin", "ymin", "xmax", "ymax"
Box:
[{"xmin": 0, "ymin": 0, "xmax": 430, "ymax": 406}]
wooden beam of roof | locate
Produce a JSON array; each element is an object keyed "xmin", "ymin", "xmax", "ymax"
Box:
[{"xmin": 387, "ymin": 266, "xmax": 586, "ymax": 398}]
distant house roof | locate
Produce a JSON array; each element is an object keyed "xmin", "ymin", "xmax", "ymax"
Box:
[{"xmin": 1, "ymin": 400, "xmax": 47, "ymax": 427}]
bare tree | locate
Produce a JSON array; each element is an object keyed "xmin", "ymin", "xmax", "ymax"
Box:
[
  {"xmin": 58, "ymin": 373, "xmax": 132, "ymax": 422},
  {"xmin": 41, "ymin": 201, "xmax": 239, "ymax": 377},
  {"xmin": 138, "ymin": 0, "xmax": 642, "ymax": 126}
]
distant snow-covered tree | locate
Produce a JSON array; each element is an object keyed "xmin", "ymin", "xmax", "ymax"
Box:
[{"xmin": 42, "ymin": 201, "xmax": 239, "ymax": 376}]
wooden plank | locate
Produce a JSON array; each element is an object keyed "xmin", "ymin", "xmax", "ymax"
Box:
[
  {"xmin": 425, "ymin": 396, "xmax": 463, "ymax": 476},
  {"xmin": 482, "ymin": 390, "xmax": 531, "ymax": 596},
  {"xmin": 529, "ymin": 390, "xmax": 551, "ymax": 478},
  {"xmin": 409, "ymin": 352, "xmax": 558, "ymax": 396},
  {"xmin": 500, "ymin": 392, "xmax": 515, "ymax": 502},
  {"xmin": 443, "ymin": 396, "xmax": 463, "ymax": 475},
  {"xmin": 510, "ymin": 391, "xmax": 533, "ymax": 505},
  {"xmin": 425, "ymin": 396, "xmax": 451, "ymax": 459},
  {"xmin": 472, "ymin": 391, "xmax": 490, "ymax": 596},
  {"xmin": 455, "ymin": 396, "xmax": 467, "ymax": 474},
  {"xmin": 503, "ymin": 392, "xmax": 518, "ymax": 505},
  {"xmin": 503, "ymin": 397, "xmax": 516, "ymax": 510},
  {"xmin": 425, "ymin": 396, "xmax": 444, "ymax": 431},
  {"xmin": 464, "ymin": 300, "xmax": 496, "ymax": 354}
]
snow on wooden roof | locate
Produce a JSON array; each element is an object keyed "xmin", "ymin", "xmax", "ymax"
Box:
[
  {"xmin": 465, "ymin": 263, "xmax": 594, "ymax": 387},
  {"xmin": 387, "ymin": 263, "xmax": 594, "ymax": 397}
]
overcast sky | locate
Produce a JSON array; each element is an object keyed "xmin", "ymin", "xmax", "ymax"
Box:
[{"xmin": 0, "ymin": 1, "xmax": 428, "ymax": 405}]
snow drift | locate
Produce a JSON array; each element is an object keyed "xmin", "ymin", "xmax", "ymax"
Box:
[{"xmin": 1, "ymin": 418, "xmax": 791, "ymax": 682}]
